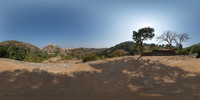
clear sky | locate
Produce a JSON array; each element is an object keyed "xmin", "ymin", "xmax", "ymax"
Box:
[{"xmin": 0, "ymin": 0, "xmax": 200, "ymax": 48}]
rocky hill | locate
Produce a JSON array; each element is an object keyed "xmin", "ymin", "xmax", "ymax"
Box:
[{"xmin": 42, "ymin": 43, "xmax": 63, "ymax": 56}]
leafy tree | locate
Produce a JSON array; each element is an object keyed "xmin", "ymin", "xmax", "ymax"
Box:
[
  {"xmin": 132, "ymin": 27, "xmax": 155, "ymax": 56},
  {"xmin": 157, "ymin": 31, "xmax": 177, "ymax": 50}
]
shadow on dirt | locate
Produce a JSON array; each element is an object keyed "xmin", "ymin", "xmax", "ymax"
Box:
[{"xmin": 0, "ymin": 57, "xmax": 200, "ymax": 99}]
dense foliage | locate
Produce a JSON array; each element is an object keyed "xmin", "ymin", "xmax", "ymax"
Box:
[
  {"xmin": 190, "ymin": 45, "xmax": 200, "ymax": 58},
  {"xmin": 0, "ymin": 41, "xmax": 49, "ymax": 63},
  {"xmin": 197, "ymin": 50, "xmax": 200, "ymax": 58},
  {"xmin": 82, "ymin": 54, "xmax": 98, "ymax": 62},
  {"xmin": 0, "ymin": 45, "xmax": 8, "ymax": 57},
  {"xmin": 177, "ymin": 49, "xmax": 189, "ymax": 55},
  {"xmin": 190, "ymin": 45, "xmax": 200, "ymax": 54},
  {"xmin": 133, "ymin": 27, "xmax": 155, "ymax": 55}
]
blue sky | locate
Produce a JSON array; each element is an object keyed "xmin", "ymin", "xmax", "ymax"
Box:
[{"xmin": 0, "ymin": 0, "xmax": 200, "ymax": 48}]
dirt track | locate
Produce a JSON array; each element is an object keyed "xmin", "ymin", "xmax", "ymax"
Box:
[{"xmin": 0, "ymin": 56, "xmax": 200, "ymax": 100}]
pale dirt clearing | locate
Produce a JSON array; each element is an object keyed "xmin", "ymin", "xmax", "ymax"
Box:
[{"xmin": 0, "ymin": 56, "xmax": 200, "ymax": 100}]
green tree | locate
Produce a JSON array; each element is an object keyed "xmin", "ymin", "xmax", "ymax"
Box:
[{"xmin": 132, "ymin": 27, "xmax": 155, "ymax": 57}]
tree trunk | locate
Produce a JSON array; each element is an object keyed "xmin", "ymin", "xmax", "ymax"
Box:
[
  {"xmin": 137, "ymin": 44, "xmax": 143, "ymax": 60},
  {"xmin": 139, "ymin": 43, "xmax": 143, "ymax": 55},
  {"xmin": 169, "ymin": 43, "xmax": 172, "ymax": 50}
]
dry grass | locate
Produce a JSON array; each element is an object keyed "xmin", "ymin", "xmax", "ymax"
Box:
[{"xmin": 0, "ymin": 56, "xmax": 200, "ymax": 100}]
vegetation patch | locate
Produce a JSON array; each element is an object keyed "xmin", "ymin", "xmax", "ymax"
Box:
[{"xmin": 82, "ymin": 54, "xmax": 98, "ymax": 62}]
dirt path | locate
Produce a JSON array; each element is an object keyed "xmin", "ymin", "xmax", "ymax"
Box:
[{"xmin": 0, "ymin": 56, "xmax": 200, "ymax": 100}]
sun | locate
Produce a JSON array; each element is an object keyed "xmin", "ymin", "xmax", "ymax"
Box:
[{"xmin": 141, "ymin": 23, "xmax": 151, "ymax": 28}]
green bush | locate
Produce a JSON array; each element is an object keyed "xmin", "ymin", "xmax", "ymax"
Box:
[
  {"xmin": 65, "ymin": 55, "xmax": 73, "ymax": 60},
  {"xmin": 82, "ymin": 54, "xmax": 98, "ymax": 62},
  {"xmin": 99, "ymin": 56, "xmax": 106, "ymax": 60},
  {"xmin": 112, "ymin": 49, "xmax": 127, "ymax": 57},
  {"xmin": 197, "ymin": 50, "xmax": 200, "ymax": 58},
  {"xmin": 191, "ymin": 46, "xmax": 200, "ymax": 53},
  {"xmin": 0, "ymin": 45, "xmax": 49, "ymax": 63},
  {"xmin": 177, "ymin": 49, "xmax": 189, "ymax": 55}
]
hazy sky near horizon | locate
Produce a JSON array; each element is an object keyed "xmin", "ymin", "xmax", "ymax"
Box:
[{"xmin": 0, "ymin": 0, "xmax": 200, "ymax": 48}]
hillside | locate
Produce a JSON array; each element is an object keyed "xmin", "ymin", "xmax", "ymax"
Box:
[
  {"xmin": 42, "ymin": 43, "xmax": 63, "ymax": 56},
  {"xmin": 106, "ymin": 41, "xmax": 136, "ymax": 53},
  {"xmin": 1, "ymin": 40, "xmax": 199, "ymax": 63},
  {"xmin": 103, "ymin": 41, "xmax": 158, "ymax": 57},
  {"xmin": 101, "ymin": 41, "xmax": 137, "ymax": 57},
  {"xmin": 186, "ymin": 43, "xmax": 200, "ymax": 51},
  {"xmin": 0, "ymin": 40, "xmax": 48, "ymax": 62},
  {"xmin": 66, "ymin": 47, "xmax": 106, "ymax": 55},
  {"xmin": 0, "ymin": 40, "xmax": 108, "ymax": 63},
  {"xmin": 0, "ymin": 40, "xmax": 40, "ymax": 51},
  {"xmin": 0, "ymin": 56, "xmax": 200, "ymax": 100}
]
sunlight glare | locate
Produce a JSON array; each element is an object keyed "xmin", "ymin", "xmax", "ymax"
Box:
[{"xmin": 141, "ymin": 23, "xmax": 151, "ymax": 28}]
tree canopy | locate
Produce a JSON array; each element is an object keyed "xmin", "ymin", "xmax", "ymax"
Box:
[{"xmin": 132, "ymin": 27, "xmax": 155, "ymax": 55}]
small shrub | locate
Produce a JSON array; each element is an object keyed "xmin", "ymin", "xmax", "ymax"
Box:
[
  {"xmin": 82, "ymin": 54, "xmax": 98, "ymax": 62},
  {"xmin": 76, "ymin": 55, "xmax": 82, "ymax": 60},
  {"xmin": 112, "ymin": 49, "xmax": 128, "ymax": 57},
  {"xmin": 177, "ymin": 49, "xmax": 189, "ymax": 55},
  {"xmin": 65, "ymin": 55, "xmax": 73, "ymax": 60},
  {"xmin": 99, "ymin": 56, "xmax": 106, "ymax": 60}
]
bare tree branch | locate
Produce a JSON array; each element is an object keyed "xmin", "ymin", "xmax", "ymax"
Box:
[
  {"xmin": 174, "ymin": 33, "xmax": 190, "ymax": 49},
  {"xmin": 156, "ymin": 30, "xmax": 177, "ymax": 50}
]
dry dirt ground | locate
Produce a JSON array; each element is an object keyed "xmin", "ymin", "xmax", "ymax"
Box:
[{"xmin": 0, "ymin": 56, "xmax": 200, "ymax": 100}]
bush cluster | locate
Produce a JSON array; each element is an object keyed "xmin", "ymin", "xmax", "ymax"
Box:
[
  {"xmin": 177, "ymin": 49, "xmax": 189, "ymax": 55},
  {"xmin": 82, "ymin": 54, "xmax": 98, "ymax": 62},
  {"xmin": 197, "ymin": 50, "xmax": 200, "ymax": 58},
  {"xmin": 0, "ymin": 45, "xmax": 49, "ymax": 63}
]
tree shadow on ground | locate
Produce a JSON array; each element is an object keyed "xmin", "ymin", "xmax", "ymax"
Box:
[{"xmin": 0, "ymin": 57, "xmax": 200, "ymax": 99}]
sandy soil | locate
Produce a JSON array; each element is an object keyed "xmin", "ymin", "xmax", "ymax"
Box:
[{"xmin": 0, "ymin": 56, "xmax": 200, "ymax": 100}]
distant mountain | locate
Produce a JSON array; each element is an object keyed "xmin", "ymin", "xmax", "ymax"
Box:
[{"xmin": 66, "ymin": 47, "xmax": 106, "ymax": 55}]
